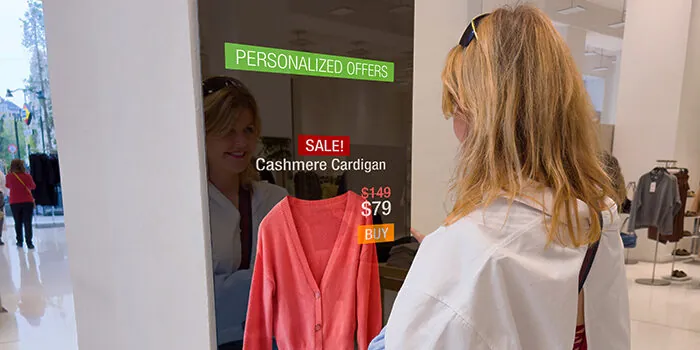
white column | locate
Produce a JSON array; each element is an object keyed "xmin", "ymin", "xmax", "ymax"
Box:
[
  {"xmin": 674, "ymin": 2, "xmax": 700, "ymax": 178},
  {"xmin": 612, "ymin": 0, "xmax": 693, "ymax": 182},
  {"xmin": 43, "ymin": 0, "xmax": 215, "ymax": 349},
  {"xmin": 612, "ymin": 0, "xmax": 694, "ymax": 262},
  {"xmin": 411, "ymin": 0, "xmax": 470, "ymax": 231},
  {"xmin": 600, "ymin": 58, "xmax": 621, "ymax": 125}
]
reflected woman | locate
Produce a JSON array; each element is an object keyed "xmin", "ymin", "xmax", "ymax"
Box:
[{"xmin": 203, "ymin": 77, "xmax": 287, "ymax": 350}]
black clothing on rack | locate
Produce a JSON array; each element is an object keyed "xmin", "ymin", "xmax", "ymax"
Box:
[{"xmin": 29, "ymin": 153, "xmax": 61, "ymax": 206}]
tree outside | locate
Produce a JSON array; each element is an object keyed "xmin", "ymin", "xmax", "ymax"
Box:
[
  {"xmin": 0, "ymin": 0, "xmax": 53, "ymax": 167},
  {"xmin": 21, "ymin": 0, "xmax": 55, "ymax": 154}
]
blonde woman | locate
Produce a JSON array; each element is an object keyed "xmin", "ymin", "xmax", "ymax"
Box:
[
  {"xmin": 373, "ymin": 5, "xmax": 630, "ymax": 350},
  {"xmin": 203, "ymin": 77, "xmax": 288, "ymax": 350}
]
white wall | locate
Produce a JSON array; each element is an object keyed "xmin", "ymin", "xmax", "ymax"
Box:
[
  {"xmin": 410, "ymin": 0, "xmax": 467, "ymax": 232},
  {"xmin": 612, "ymin": 0, "xmax": 693, "ymax": 183},
  {"xmin": 43, "ymin": 0, "xmax": 216, "ymax": 349},
  {"xmin": 583, "ymin": 75, "xmax": 605, "ymax": 113},
  {"xmin": 675, "ymin": 1, "xmax": 700, "ymax": 180},
  {"xmin": 612, "ymin": 0, "xmax": 694, "ymax": 262}
]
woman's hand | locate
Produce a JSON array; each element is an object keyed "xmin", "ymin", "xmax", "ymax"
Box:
[{"xmin": 410, "ymin": 228, "xmax": 426, "ymax": 243}]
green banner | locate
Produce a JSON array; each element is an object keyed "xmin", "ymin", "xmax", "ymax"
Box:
[{"xmin": 224, "ymin": 43, "xmax": 394, "ymax": 83}]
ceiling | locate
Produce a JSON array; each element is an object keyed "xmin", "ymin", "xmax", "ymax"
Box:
[
  {"xmin": 586, "ymin": 31, "xmax": 623, "ymax": 54},
  {"xmin": 585, "ymin": 0, "xmax": 625, "ymax": 11},
  {"xmin": 290, "ymin": 0, "xmax": 414, "ymax": 38},
  {"xmin": 545, "ymin": 0, "xmax": 625, "ymax": 39}
]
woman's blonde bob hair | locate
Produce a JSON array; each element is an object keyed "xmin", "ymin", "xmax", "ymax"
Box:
[
  {"xmin": 204, "ymin": 77, "xmax": 261, "ymax": 190},
  {"xmin": 441, "ymin": 5, "xmax": 614, "ymax": 247}
]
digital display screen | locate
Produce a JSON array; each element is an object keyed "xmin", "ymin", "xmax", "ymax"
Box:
[{"xmin": 197, "ymin": 0, "xmax": 413, "ymax": 347}]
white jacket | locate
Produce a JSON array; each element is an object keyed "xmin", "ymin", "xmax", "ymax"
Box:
[
  {"xmin": 208, "ymin": 181, "xmax": 288, "ymax": 345},
  {"xmin": 385, "ymin": 190, "xmax": 630, "ymax": 349}
]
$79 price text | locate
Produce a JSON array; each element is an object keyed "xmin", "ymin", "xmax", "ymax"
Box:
[{"xmin": 362, "ymin": 200, "xmax": 391, "ymax": 217}]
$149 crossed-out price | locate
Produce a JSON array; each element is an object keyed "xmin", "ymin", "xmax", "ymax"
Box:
[{"xmin": 361, "ymin": 186, "xmax": 391, "ymax": 199}]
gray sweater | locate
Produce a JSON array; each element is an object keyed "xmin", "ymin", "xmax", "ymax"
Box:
[{"xmin": 628, "ymin": 169, "xmax": 681, "ymax": 235}]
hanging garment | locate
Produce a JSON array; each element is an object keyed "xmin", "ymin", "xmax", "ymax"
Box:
[
  {"xmin": 29, "ymin": 153, "xmax": 59, "ymax": 206},
  {"xmin": 628, "ymin": 169, "xmax": 681, "ymax": 235},
  {"xmin": 648, "ymin": 171, "xmax": 689, "ymax": 243},
  {"xmin": 48, "ymin": 154, "xmax": 61, "ymax": 185},
  {"xmin": 293, "ymin": 171, "xmax": 322, "ymax": 200},
  {"xmin": 243, "ymin": 192, "xmax": 382, "ymax": 350}
]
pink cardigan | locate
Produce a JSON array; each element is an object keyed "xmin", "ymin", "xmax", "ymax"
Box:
[{"xmin": 243, "ymin": 192, "xmax": 382, "ymax": 350}]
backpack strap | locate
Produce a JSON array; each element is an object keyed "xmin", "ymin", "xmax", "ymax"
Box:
[
  {"xmin": 238, "ymin": 186, "xmax": 253, "ymax": 270},
  {"xmin": 578, "ymin": 211, "xmax": 603, "ymax": 293}
]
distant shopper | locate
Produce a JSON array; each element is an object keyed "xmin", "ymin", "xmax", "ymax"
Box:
[
  {"xmin": 601, "ymin": 152, "xmax": 627, "ymax": 207},
  {"xmin": 203, "ymin": 76, "xmax": 288, "ymax": 350},
  {"xmin": 0, "ymin": 162, "xmax": 5, "ymax": 246},
  {"xmin": 373, "ymin": 5, "xmax": 630, "ymax": 350},
  {"xmin": 6, "ymin": 159, "xmax": 36, "ymax": 249}
]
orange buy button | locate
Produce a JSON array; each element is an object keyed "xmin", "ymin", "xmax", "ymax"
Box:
[{"xmin": 358, "ymin": 224, "xmax": 395, "ymax": 244}]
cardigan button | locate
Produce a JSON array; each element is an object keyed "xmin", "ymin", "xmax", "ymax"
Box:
[
  {"xmin": 315, "ymin": 324, "xmax": 321, "ymax": 331},
  {"xmin": 315, "ymin": 292, "xmax": 321, "ymax": 299}
]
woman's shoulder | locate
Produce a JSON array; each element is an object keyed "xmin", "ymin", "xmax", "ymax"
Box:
[{"xmin": 252, "ymin": 181, "xmax": 288, "ymax": 204}]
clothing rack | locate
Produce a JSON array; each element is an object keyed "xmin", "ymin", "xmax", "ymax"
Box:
[
  {"xmin": 634, "ymin": 160, "xmax": 688, "ymax": 286},
  {"xmin": 684, "ymin": 213, "xmax": 700, "ymax": 266}
]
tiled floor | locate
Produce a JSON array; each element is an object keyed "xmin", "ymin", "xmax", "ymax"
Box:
[
  {"xmin": 626, "ymin": 259, "xmax": 700, "ymax": 349},
  {"xmin": 0, "ymin": 226, "xmax": 77, "ymax": 350},
  {"xmin": 0, "ymin": 226, "xmax": 699, "ymax": 349}
]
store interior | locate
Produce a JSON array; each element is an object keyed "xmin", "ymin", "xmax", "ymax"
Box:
[{"xmin": 1, "ymin": 0, "xmax": 699, "ymax": 349}]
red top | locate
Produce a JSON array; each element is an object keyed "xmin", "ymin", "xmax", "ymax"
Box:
[
  {"xmin": 244, "ymin": 192, "xmax": 382, "ymax": 350},
  {"xmin": 6, "ymin": 172, "xmax": 36, "ymax": 204}
]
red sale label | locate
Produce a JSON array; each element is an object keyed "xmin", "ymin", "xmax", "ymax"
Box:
[{"xmin": 298, "ymin": 135, "xmax": 350, "ymax": 156}]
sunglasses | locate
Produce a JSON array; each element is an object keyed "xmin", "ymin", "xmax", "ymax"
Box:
[
  {"xmin": 202, "ymin": 76, "xmax": 247, "ymax": 97},
  {"xmin": 459, "ymin": 13, "xmax": 490, "ymax": 48}
]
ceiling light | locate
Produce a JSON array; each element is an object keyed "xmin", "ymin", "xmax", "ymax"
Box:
[
  {"xmin": 592, "ymin": 66, "xmax": 609, "ymax": 72},
  {"xmin": 330, "ymin": 7, "xmax": 355, "ymax": 16},
  {"xmin": 389, "ymin": 5, "xmax": 413, "ymax": 14},
  {"xmin": 557, "ymin": 5, "xmax": 586, "ymax": 15},
  {"xmin": 608, "ymin": 21, "xmax": 625, "ymax": 29}
]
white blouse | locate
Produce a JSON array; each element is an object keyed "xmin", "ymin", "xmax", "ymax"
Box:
[
  {"xmin": 208, "ymin": 181, "xmax": 288, "ymax": 345},
  {"xmin": 208, "ymin": 181, "xmax": 288, "ymax": 275},
  {"xmin": 384, "ymin": 190, "xmax": 631, "ymax": 349}
]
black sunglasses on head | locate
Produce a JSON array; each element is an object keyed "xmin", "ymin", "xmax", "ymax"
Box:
[
  {"xmin": 459, "ymin": 13, "xmax": 490, "ymax": 48},
  {"xmin": 202, "ymin": 76, "xmax": 247, "ymax": 97}
]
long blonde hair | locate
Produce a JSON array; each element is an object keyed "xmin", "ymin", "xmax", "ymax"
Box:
[
  {"xmin": 441, "ymin": 5, "xmax": 614, "ymax": 247},
  {"xmin": 204, "ymin": 77, "xmax": 261, "ymax": 190}
]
